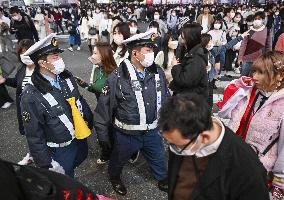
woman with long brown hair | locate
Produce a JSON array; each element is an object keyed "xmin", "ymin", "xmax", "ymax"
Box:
[
  {"xmin": 76, "ymin": 42, "xmax": 117, "ymax": 165},
  {"xmin": 77, "ymin": 42, "xmax": 117, "ymax": 99},
  {"xmin": 217, "ymin": 51, "xmax": 284, "ymax": 198}
]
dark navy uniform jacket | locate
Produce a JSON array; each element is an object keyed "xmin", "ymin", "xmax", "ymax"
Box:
[
  {"xmin": 94, "ymin": 60, "xmax": 170, "ymax": 143},
  {"xmin": 20, "ymin": 70, "xmax": 93, "ymax": 168}
]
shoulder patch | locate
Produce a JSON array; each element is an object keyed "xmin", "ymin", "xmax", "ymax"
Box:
[
  {"xmin": 22, "ymin": 111, "xmax": 31, "ymax": 123},
  {"xmin": 102, "ymin": 85, "xmax": 109, "ymax": 96}
]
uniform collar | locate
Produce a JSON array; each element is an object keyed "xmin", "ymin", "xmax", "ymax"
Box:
[{"xmin": 41, "ymin": 73, "xmax": 61, "ymax": 90}]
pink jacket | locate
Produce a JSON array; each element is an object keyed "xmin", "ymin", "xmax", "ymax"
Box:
[{"xmin": 217, "ymin": 77, "xmax": 284, "ymax": 188}]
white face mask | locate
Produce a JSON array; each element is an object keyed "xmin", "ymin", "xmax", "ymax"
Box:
[
  {"xmin": 140, "ymin": 52, "xmax": 155, "ymax": 68},
  {"xmin": 130, "ymin": 27, "xmax": 137, "ymax": 34},
  {"xmin": 237, "ymin": 10, "xmax": 241, "ymax": 13},
  {"xmin": 234, "ymin": 17, "xmax": 241, "ymax": 23},
  {"xmin": 275, "ymin": 12, "xmax": 279, "ymax": 16},
  {"xmin": 12, "ymin": 15, "xmax": 20, "ymax": 21},
  {"xmin": 169, "ymin": 139, "xmax": 199, "ymax": 156},
  {"xmin": 172, "ymin": 12, "xmax": 176, "ymax": 16},
  {"xmin": 20, "ymin": 54, "xmax": 34, "ymax": 66},
  {"xmin": 253, "ymin": 19, "xmax": 263, "ymax": 28},
  {"xmin": 113, "ymin": 34, "xmax": 124, "ymax": 46},
  {"xmin": 87, "ymin": 11, "xmax": 91, "ymax": 15},
  {"xmin": 168, "ymin": 40, "xmax": 178, "ymax": 50},
  {"xmin": 154, "ymin": 14, "xmax": 160, "ymax": 20},
  {"xmin": 214, "ymin": 23, "xmax": 221, "ymax": 30},
  {"xmin": 51, "ymin": 58, "xmax": 65, "ymax": 75}
]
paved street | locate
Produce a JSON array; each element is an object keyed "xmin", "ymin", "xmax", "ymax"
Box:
[{"xmin": 0, "ymin": 21, "xmax": 240, "ymax": 199}]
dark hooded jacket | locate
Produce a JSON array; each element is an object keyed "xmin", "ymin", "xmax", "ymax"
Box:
[{"xmin": 169, "ymin": 44, "xmax": 208, "ymax": 98}]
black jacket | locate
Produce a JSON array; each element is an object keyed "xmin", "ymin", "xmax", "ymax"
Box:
[
  {"xmin": 94, "ymin": 60, "xmax": 170, "ymax": 142},
  {"xmin": 20, "ymin": 70, "xmax": 93, "ymax": 168},
  {"xmin": 5, "ymin": 64, "xmax": 27, "ymax": 135},
  {"xmin": 168, "ymin": 127, "xmax": 269, "ymax": 200},
  {"xmin": 169, "ymin": 44, "xmax": 208, "ymax": 98},
  {"xmin": 10, "ymin": 14, "xmax": 39, "ymax": 42}
]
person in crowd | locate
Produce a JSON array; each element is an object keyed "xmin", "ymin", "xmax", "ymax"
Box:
[
  {"xmin": 99, "ymin": 12, "xmax": 111, "ymax": 43},
  {"xmin": 9, "ymin": 6, "xmax": 39, "ymax": 43},
  {"xmin": 158, "ymin": 93, "xmax": 269, "ymax": 200},
  {"xmin": 196, "ymin": 5, "xmax": 214, "ymax": 34},
  {"xmin": 80, "ymin": 10, "xmax": 90, "ymax": 41},
  {"xmin": 0, "ymin": 39, "xmax": 35, "ymax": 164},
  {"xmin": 238, "ymin": 11, "xmax": 272, "ymax": 76},
  {"xmin": 53, "ymin": 7, "xmax": 64, "ymax": 35},
  {"xmin": 92, "ymin": 7, "xmax": 102, "ymax": 31},
  {"xmin": 208, "ymin": 17, "xmax": 227, "ymax": 77},
  {"xmin": 34, "ymin": 7, "xmax": 46, "ymax": 40},
  {"xmin": 153, "ymin": 11, "xmax": 168, "ymax": 38},
  {"xmin": 169, "ymin": 23, "xmax": 208, "ymax": 99},
  {"xmin": 167, "ymin": 9, "xmax": 179, "ymax": 34},
  {"xmin": 44, "ymin": 7, "xmax": 55, "ymax": 35},
  {"xmin": 77, "ymin": 42, "xmax": 117, "ymax": 165},
  {"xmin": 112, "ymin": 22, "xmax": 130, "ymax": 66},
  {"xmin": 148, "ymin": 21, "xmax": 162, "ymax": 51},
  {"xmin": 223, "ymin": 7, "xmax": 236, "ymax": 32},
  {"xmin": 94, "ymin": 31, "xmax": 169, "ymax": 196},
  {"xmin": 0, "ymin": 70, "xmax": 13, "ymax": 109},
  {"xmin": 155, "ymin": 32, "xmax": 178, "ymax": 85},
  {"xmin": 125, "ymin": 7, "xmax": 137, "ymax": 22},
  {"xmin": 62, "ymin": 7, "xmax": 71, "ymax": 29},
  {"xmin": 129, "ymin": 20, "xmax": 139, "ymax": 36},
  {"xmin": 217, "ymin": 51, "xmax": 284, "ymax": 199},
  {"xmin": 184, "ymin": 4, "xmax": 196, "ymax": 23},
  {"xmin": 0, "ymin": 7, "xmax": 13, "ymax": 52},
  {"xmin": 273, "ymin": 8, "xmax": 284, "ymax": 49},
  {"xmin": 0, "ymin": 39, "xmax": 34, "ymax": 136},
  {"xmin": 201, "ymin": 30, "xmax": 249, "ymax": 107},
  {"xmin": 266, "ymin": 3, "xmax": 277, "ymax": 31},
  {"xmin": 67, "ymin": 13, "xmax": 81, "ymax": 52},
  {"xmin": 20, "ymin": 34, "xmax": 93, "ymax": 178}
]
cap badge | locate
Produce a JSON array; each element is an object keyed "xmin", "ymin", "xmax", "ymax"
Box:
[{"xmin": 51, "ymin": 38, "xmax": 58, "ymax": 47}]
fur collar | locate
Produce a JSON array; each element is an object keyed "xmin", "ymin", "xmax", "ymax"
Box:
[{"xmin": 31, "ymin": 69, "xmax": 72, "ymax": 94}]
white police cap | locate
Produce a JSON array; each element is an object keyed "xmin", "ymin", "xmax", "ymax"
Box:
[{"xmin": 23, "ymin": 33, "xmax": 63, "ymax": 62}]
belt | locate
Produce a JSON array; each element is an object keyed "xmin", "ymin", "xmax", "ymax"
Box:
[
  {"xmin": 114, "ymin": 118, "xmax": 157, "ymax": 131},
  {"xmin": 47, "ymin": 139, "xmax": 73, "ymax": 148}
]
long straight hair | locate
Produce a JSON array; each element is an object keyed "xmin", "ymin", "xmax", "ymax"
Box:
[
  {"xmin": 161, "ymin": 32, "xmax": 177, "ymax": 69},
  {"xmin": 95, "ymin": 42, "xmax": 117, "ymax": 75},
  {"xmin": 182, "ymin": 22, "xmax": 202, "ymax": 51},
  {"xmin": 111, "ymin": 22, "xmax": 130, "ymax": 58}
]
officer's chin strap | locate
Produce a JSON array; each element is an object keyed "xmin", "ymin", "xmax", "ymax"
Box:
[
  {"xmin": 66, "ymin": 97, "xmax": 91, "ymax": 139},
  {"xmin": 43, "ymin": 61, "xmax": 56, "ymax": 75}
]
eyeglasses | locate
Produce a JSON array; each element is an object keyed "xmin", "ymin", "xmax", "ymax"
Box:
[{"xmin": 168, "ymin": 133, "xmax": 199, "ymax": 154}]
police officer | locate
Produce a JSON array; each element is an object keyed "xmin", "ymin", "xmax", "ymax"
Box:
[
  {"xmin": 94, "ymin": 30, "xmax": 169, "ymax": 195},
  {"xmin": 20, "ymin": 34, "xmax": 93, "ymax": 177}
]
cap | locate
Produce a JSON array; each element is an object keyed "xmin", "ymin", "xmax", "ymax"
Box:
[
  {"xmin": 23, "ymin": 33, "xmax": 64, "ymax": 62},
  {"xmin": 122, "ymin": 30, "xmax": 158, "ymax": 49}
]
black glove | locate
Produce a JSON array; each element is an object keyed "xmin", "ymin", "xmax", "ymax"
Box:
[{"xmin": 74, "ymin": 76, "xmax": 89, "ymax": 88}]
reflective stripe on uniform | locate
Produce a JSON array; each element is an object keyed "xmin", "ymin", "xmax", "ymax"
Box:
[
  {"xmin": 76, "ymin": 99, "xmax": 83, "ymax": 116},
  {"xmin": 125, "ymin": 59, "xmax": 147, "ymax": 125},
  {"xmin": 114, "ymin": 118, "xmax": 158, "ymax": 131},
  {"xmin": 47, "ymin": 139, "xmax": 73, "ymax": 148},
  {"xmin": 66, "ymin": 78, "xmax": 74, "ymax": 92},
  {"xmin": 42, "ymin": 93, "xmax": 58, "ymax": 107},
  {"xmin": 42, "ymin": 92, "xmax": 75, "ymax": 144},
  {"xmin": 122, "ymin": 60, "xmax": 162, "ymax": 131}
]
